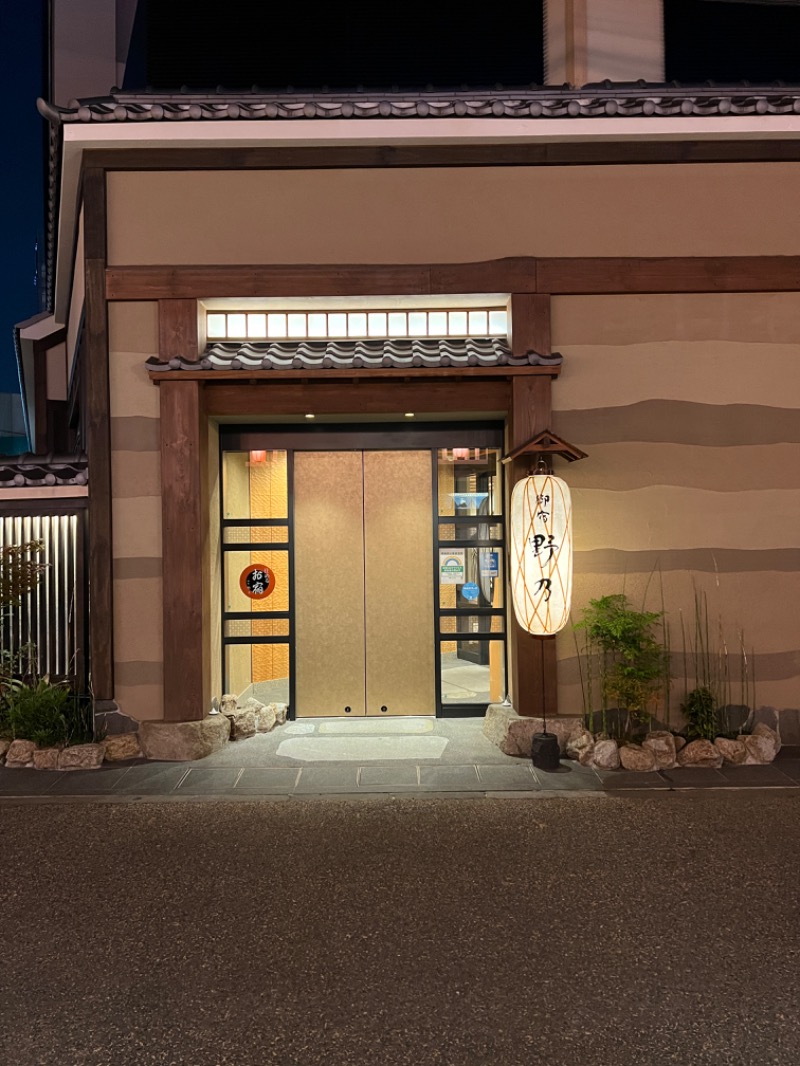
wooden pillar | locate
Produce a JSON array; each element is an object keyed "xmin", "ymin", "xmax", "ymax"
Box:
[
  {"xmin": 83, "ymin": 168, "xmax": 114, "ymax": 701},
  {"xmin": 159, "ymin": 299, "xmax": 199, "ymax": 361},
  {"xmin": 160, "ymin": 378, "xmax": 206, "ymax": 720},
  {"xmin": 509, "ymin": 294, "xmax": 559, "ymax": 717}
]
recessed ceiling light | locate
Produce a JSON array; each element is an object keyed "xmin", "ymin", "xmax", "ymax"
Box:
[
  {"xmin": 405, "ymin": 412, "xmax": 415, "ymax": 418},
  {"xmin": 305, "ymin": 413, "xmax": 315, "ymax": 419}
]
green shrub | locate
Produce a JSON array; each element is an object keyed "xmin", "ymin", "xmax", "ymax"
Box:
[
  {"xmin": 574, "ymin": 593, "xmax": 668, "ymax": 737},
  {"xmin": 681, "ymin": 685, "xmax": 717, "ymax": 741},
  {"xmin": 0, "ymin": 678, "xmax": 94, "ymax": 748}
]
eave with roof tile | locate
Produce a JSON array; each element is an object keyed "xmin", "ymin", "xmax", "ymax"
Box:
[
  {"xmin": 145, "ymin": 338, "xmax": 563, "ymax": 378},
  {"xmin": 0, "ymin": 454, "xmax": 88, "ymax": 489},
  {"xmin": 38, "ymin": 82, "xmax": 800, "ymax": 124}
]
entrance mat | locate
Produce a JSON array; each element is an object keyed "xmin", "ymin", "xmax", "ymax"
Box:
[
  {"xmin": 318, "ymin": 718, "xmax": 434, "ymax": 735},
  {"xmin": 275, "ymin": 735, "xmax": 448, "ymax": 762}
]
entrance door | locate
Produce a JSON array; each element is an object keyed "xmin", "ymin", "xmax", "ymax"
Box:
[{"xmin": 293, "ymin": 450, "xmax": 435, "ymax": 716}]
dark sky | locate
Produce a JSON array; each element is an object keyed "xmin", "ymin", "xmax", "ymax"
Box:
[{"xmin": 0, "ymin": 2, "xmax": 46, "ymax": 394}]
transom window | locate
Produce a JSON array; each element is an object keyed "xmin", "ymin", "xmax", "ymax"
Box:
[{"xmin": 207, "ymin": 308, "xmax": 509, "ymax": 342}]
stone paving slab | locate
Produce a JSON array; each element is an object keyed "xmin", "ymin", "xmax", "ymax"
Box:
[
  {"xmin": 2, "ymin": 752, "xmax": 800, "ymax": 800},
  {"xmin": 601, "ymin": 770, "xmax": 671, "ymax": 790},
  {"xmin": 717, "ymin": 763, "xmax": 800, "ymax": 787},
  {"xmin": 660, "ymin": 767, "xmax": 728, "ymax": 789},
  {"xmin": 47, "ymin": 767, "xmax": 134, "ymax": 794},
  {"xmin": 534, "ymin": 765, "xmax": 603, "ymax": 790}
]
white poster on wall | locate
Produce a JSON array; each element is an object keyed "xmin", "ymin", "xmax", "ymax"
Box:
[{"xmin": 439, "ymin": 549, "xmax": 466, "ymax": 585}]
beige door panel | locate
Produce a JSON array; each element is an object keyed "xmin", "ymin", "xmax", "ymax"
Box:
[
  {"xmin": 294, "ymin": 451, "xmax": 366, "ymax": 716},
  {"xmin": 363, "ymin": 451, "xmax": 436, "ymax": 716}
]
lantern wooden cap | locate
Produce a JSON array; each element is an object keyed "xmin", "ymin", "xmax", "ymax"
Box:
[{"xmin": 502, "ymin": 430, "xmax": 588, "ymax": 465}]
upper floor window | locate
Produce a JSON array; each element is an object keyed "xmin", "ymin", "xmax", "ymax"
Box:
[
  {"xmin": 665, "ymin": 0, "xmax": 800, "ymax": 83},
  {"xmin": 141, "ymin": 0, "xmax": 545, "ymax": 91},
  {"xmin": 207, "ymin": 307, "xmax": 509, "ymax": 343}
]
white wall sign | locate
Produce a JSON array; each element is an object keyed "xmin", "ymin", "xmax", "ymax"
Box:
[
  {"xmin": 509, "ymin": 473, "xmax": 573, "ymax": 635},
  {"xmin": 439, "ymin": 548, "xmax": 465, "ymax": 585}
]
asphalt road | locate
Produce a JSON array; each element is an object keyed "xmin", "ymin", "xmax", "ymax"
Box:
[{"xmin": 1, "ymin": 792, "xmax": 798, "ymax": 1066}]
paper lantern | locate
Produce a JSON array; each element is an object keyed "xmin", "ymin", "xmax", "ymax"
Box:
[{"xmin": 510, "ymin": 473, "xmax": 573, "ymax": 635}]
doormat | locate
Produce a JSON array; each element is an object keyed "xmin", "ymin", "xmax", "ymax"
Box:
[{"xmin": 276, "ymin": 736, "xmax": 448, "ymax": 762}]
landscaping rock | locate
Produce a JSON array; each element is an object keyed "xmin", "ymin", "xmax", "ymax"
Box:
[
  {"xmin": 714, "ymin": 737, "xmax": 747, "ymax": 765},
  {"xmin": 618, "ymin": 744, "xmax": 656, "ymax": 772},
  {"xmin": 483, "ymin": 705, "xmax": 585, "ymax": 758},
  {"xmin": 483, "ymin": 704, "xmax": 519, "ymax": 746},
  {"xmin": 753, "ymin": 722, "xmax": 781, "ymax": 756},
  {"xmin": 5, "ymin": 739, "xmax": 35, "ymax": 768},
  {"xmin": 740, "ymin": 725, "xmax": 780, "ymax": 765},
  {"xmin": 272, "ymin": 703, "xmax": 288, "ymax": 725},
  {"xmin": 676, "ymin": 739, "xmax": 723, "ymax": 769},
  {"xmin": 593, "ymin": 739, "xmax": 620, "ymax": 771},
  {"xmin": 140, "ymin": 715, "xmax": 231, "ymax": 762},
  {"xmin": 255, "ymin": 704, "xmax": 277, "ymax": 733},
  {"xmin": 642, "ymin": 731, "xmax": 678, "ymax": 770},
  {"xmin": 219, "ymin": 694, "xmax": 238, "ymax": 715},
  {"xmin": 226, "ymin": 705, "xmax": 257, "ymax": 740},
  {"xmin": 33, "ymin": 747, "xmax": 60, "ymax": 770},
  {"xmin": 565, "ymin": 730, "xmax": 595, "ymax": 766},
  {"xmin": 0, "ymin": 738, "xmax": 11, "ymax": 764},
  {"xmin": 59, "ymin": 744, "xmax": 105, "ymax": 770},
  {"xmin": 674, "ymin": 736, "xmax": 687, "ymax": 752},
  {"xmin": 102, "ymin": 732, "xmax": 142, "ymax": 762}
]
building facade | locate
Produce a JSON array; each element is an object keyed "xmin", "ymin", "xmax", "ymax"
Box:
[{"xmin": 7, "ymin": 5, "xmax": 800, "ymax": 733}]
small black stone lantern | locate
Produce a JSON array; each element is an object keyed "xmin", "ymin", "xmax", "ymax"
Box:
[{"xmin": 531, "ymin": 730, "xmax": 561, "ymax": 772}]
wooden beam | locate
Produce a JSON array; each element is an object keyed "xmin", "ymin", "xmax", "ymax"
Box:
[
  {"xmin": 83, "ymin": 140, "xmax": 800, "ymax": 172},
  {"xmin": 508, "ymin": 294, "xmax": 558, "ymax": 718},
  {"xmin": 83, "ymin": 168, "xmax": 115, "ymax": 702},
  {"xmin": 106, "ymin": 256, "xmax": 800, "ymax": 301},
  {"xmin": 160, "ymin": 380, "xmax": 205, "ymax": 721},
  {"xmin": 158, "ymin": 299, "xmax": 199, "ymax": 361},
  {"xmin": 203, "ymin": 379, "xmax": 511, "ymax": 417},
  {"xmin": 510, "ymin": 293, "xmax": 551, "ymax": 357},
  {"xmin": 536, "ymin": 256, "xmax": 800, "ymax": 294},
  {"xmin": 149, "ymin": 366, "xmax": 557, "ymax": 384},
  {"xmin": 107, "ymin": 264, "xmax": 436, "ymax": 300}
]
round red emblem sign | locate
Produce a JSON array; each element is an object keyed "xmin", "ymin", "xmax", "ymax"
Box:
[{"xmin": 239, "ymin": 564, "xmax": 276, "ymax": 600}]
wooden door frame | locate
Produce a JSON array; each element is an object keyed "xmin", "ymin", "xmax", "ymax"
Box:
[{"xmin": 159, "ymin": 367, "xmax": 556, "ymax": 722}]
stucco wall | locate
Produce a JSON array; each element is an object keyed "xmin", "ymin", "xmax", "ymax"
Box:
[
  {"xmin": 108, "ymin": 301, "xmax": 163, "ymax": 721},
  {"xmin": 107, "ymin": 164, "xmax": 800, "ymax": 265},
  {"xmin": 551, "ymin": 292, "xmax": 800, "ymax": 715},
  {"xmin": 103, "ymin": 163, "xmax": 800, "ymax": 722}
]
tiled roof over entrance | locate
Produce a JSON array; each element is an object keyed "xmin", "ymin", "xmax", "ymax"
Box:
[
  {"xmin": 146, "ymin": 338, "xmax": 563, "ymax": 373},
  {"xmin": 37, "ymin": 83, "xmax": 800, "ymax": 124},
  {"xmin": 0, "ymin": 454, "xmax": 88, "ymax": 488}
]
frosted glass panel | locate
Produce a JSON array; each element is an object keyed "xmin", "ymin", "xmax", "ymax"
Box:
[
  {"xmin": 469, "ymin": 311, "xmax": 488, "ymax": 335},
  {"xmin": 348, "ymin": 313, "xmax": 367, "ymax": 337},
  {"xmin": 228, "ymin": 313, "xmax": 247, "ymax": 337},
  {"xmin": 368, "ymin": 313, "xmax": 387, "ymax": 337},
  {"xmin": 408, "ymin": 312, "xmax": 427, "ymax": 336},
  {"xmin": 288, "ymin": 314, "xmax": 306, "ymax": 338},
  {"xmin": 267, "ymin": 313, "xmax": 287, "ymax": 338},
  {"xmin": 388, "ymin": 313, "xmax": 407, "ymax": 336},
  {"xmin": 448, "ymin": 311, "xmax": 467, "ymax": 335},
  {"xmin": 429, "ymin": 312, "xmax": 447, "ymax": 334},
  {"xmin": 247, "ymin": 313, "xmax": 267, "ymax": 338},
  {"xmin": 489, "ymin": 310, "xmax": 508, "ymax": 335},
  {"xmin": 328, "ymin": 313, "xmax": 347, "ymax": 336},
  {"xmin": 307, "ymin": 314, "xmax": 327, "ymax": 337},
  {"xmin": 207, "ymin": 314, "xmax": 226, "ymax": 338}
]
